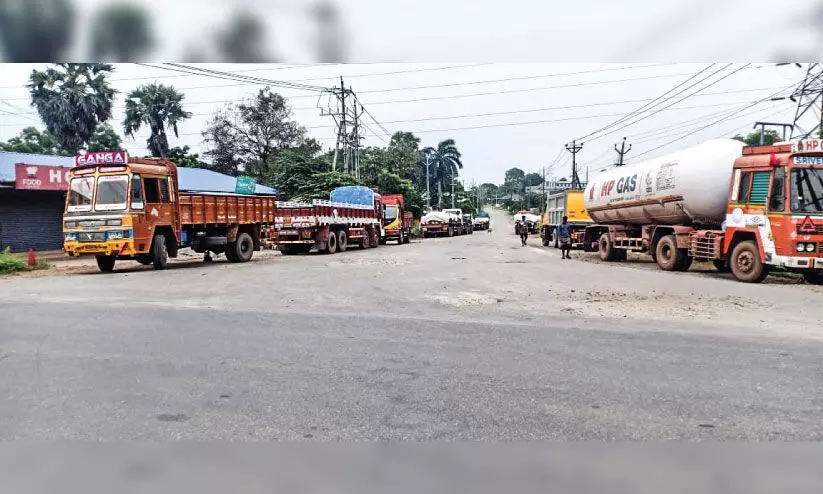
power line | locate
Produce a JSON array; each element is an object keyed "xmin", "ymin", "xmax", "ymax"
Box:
[
  {"xmin": 155, "ymin": 63, "xmax": 331, "ymax": 93},
  {"xmin": 577, "ymin": 63, "xmax": 718, "ymax": 141}
]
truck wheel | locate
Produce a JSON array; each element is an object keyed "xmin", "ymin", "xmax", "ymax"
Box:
[
  {"xmin": 337, "ymin": 230, "xmax": 348, "ymax": 252},
  {"xmin": 361, "ymin": 232, "xmax": 371, "ymax": 249},
  {"xmin": 730, "ymin": 240, "xmax": 769, "ymax": 283},
  {"xmin": 803, "ymin": 271, "xmax": 823, "ymax": 285},
  {"xmin": 598, "ymin": 233, "xmax": 618, "ymax": 262},
  {"xmin": 448, "ymin": 226, "xmax": 454, "ymax": 237},
  {"xmin": 403, "ymin": 231, "xmax": 411, "ymax": 244},
  {"xmin": 326, "ymin": 230, "xmax": 338, "ymax": 254},
  {"xmin": 712, "ymin": 259, "xmax": 730, "ymax": 272},
  {"xmin": 151, "ymin": 234, "xmax": 169, "ymax": 270},
  {"xmin": 676, "ymin": 252, "xmax": 693, "ymax": 271},
  {"xmin": 96, "ymin": 255, "xmax": 116, "ymax": 273},
  {"xmin": 228, "ymin": 232, "xmax": 255, "ymax": 263},
  {"xmin": 655, "ymin": 235, "xmax": 684, "ymax": 271}
]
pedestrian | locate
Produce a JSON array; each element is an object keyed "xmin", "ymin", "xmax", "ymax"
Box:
[
  {"xmin": 520, "ymin": 215, "xmax": 529, "ymax": 247},
  {"xmin": 558, "ymin": 215, "xmax": 572, "ymax": 259}
]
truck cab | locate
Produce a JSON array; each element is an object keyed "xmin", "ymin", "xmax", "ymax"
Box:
[
  {"xmin": 63, "ymin": 153, "xmax": 180, "ymax": 270},
  {"xmin": 382, "ymin": 194, "xmax": 412, "ymax": 244},
  {"xmin": 718, "ymin": 139, "xmax": 823, "ymax": 283}
]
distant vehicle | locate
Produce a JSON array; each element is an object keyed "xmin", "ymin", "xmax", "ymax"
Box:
[
  {"xmin": 422, "ymin": 209, "xmax": 462, "ymax": 237},
  {"xmin": 381, "ymin": 194, "xmax": 413, "ymax": 245},
  {"xmin": 583, "ymin": 138, "xmax": 823, "ymax": 284},
  {"xmin": 473, "ymin": 211, "xmax": 490, "ymax": 230},
  {"xmin": 514, "ymin": 210, "xmax": 540, "ymax": 234},
  {"xmin": 63, "ymin": 153, "xmax": 277, "ymax": 272},
  {"xmin": 541, "ymin": 190, "xmax": 592, "ymax": 248},
  {"xmin": 462, "ymin": 214, "xmax": 475, "ymax": 235},
  {"xmin": 443, "ymin": 208, "xmax": 473, "ymax": 235}
]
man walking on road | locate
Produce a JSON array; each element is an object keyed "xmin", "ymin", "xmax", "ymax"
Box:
[
  {"xmin": 558, "ymin": 216, "xmax": 572, "ymax": 259},
  {"xmin": 520, "ymin": 215, "xmax": 529, "ymax": 247}
]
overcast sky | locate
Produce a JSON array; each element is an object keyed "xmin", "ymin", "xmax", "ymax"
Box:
[{"xmin": 0, "ymin": 63, "xmax": 810, "ymax": 184}]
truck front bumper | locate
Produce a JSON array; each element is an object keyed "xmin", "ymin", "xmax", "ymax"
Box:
[{"xmin": 64, "ymin": 239, "xmax": 137, "ymax": 257}]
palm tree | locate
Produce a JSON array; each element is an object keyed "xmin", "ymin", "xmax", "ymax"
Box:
[
  {"xmin": 123, "ymin": 83, "xmax": 192, "ymax": 158},
  {"xmin": 422, "ymin": 139, "xmax": 463, "ymax": 209},
  {"xmin": 28, "ymin": 63, "xmax": 116, "ymax": 154}
]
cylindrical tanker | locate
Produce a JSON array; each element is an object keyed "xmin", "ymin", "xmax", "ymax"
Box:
[{"xmin": 584, "ymin": 139, "xmax": 745, "ymax": 226}]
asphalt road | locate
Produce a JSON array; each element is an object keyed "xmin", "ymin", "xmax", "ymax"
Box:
[{"xmin": 1, "ymin": 209, "xmax": 821, "ymax": 441}]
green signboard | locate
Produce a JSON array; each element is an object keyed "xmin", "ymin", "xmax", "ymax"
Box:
[{"xmin": 235, "ymin": 176, "xmax": 257, "ymax": 195}]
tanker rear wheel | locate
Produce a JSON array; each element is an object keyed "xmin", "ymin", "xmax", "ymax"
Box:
[{"xmin": 598, "ymin": 233, "xmax": 617, "ymax": 262}]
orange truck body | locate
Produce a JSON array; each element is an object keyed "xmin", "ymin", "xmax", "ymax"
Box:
[{"xmin": 63, "ymin": 155, "xmax": 276, "ymax": 271}]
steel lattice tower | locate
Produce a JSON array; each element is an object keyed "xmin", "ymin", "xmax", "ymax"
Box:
[{"xmin": 790, "ymin": 63, "xmax": 823, "ymax": 139}]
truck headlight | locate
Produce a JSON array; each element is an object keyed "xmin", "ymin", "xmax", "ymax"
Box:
[
  {"xmin": 106, "ymin": 230, "xmax": 124, "ymax": 240},
  {"xmin": 797, "ymin": 243, "xmax": 805, "ymax": 252},
  {"xmin": 64, "ymin": 232, "xmax": 77, "ymax": 242},
  {"xmin": 806, "ymin": 243, "xmax": 816, "ymax": 253},
  {"xmin": 106, "ymin": 219, "xmax": 122, "ymax": 226}
]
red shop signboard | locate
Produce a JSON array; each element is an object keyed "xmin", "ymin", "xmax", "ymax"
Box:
[{"xmin": 14, "ymin": 163, "xmax": 73, "ymax": 191}]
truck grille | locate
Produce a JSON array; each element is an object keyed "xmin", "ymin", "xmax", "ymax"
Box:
[
  {"xmin": 796, "ymin": 223, "xmax": 823, "ymax": 234},
  {"xmin": 78, "ymin": 231, "xmax": 106, "ymax": 242}
]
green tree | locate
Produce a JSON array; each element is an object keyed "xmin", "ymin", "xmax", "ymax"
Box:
[
  {"xmin": 123, "ymin": 83, "xmax": 192, "ymax": 158},
  {"xmin": 201, "ymin": 111, "xmax": 242, "ymax": 176},
  {"xmin": 0, "ymin": 126, "xmax": 69, "ymax": 155},
  {"xmin": 732, "ymin": 130, "xmax": 782, "ymax": 147},
  {"xmin": 28, "ymin": 63, "xmax": 116, "ymax": 154},
  {"xmin": 293, "ymin": 171, "xmax": 361, "ymax": 202},
  {"xmin": 87, "ymin": 123, "xmax": 123, "ymax": 152},
  {"xmin": 524, "ymin": 172, "xmax": 543, "ymax": 187},
  {"xmin": 503, "ymin": 167, "xmax": 526, "ymax": 200},
  {"xmin": 263, "ymin": 148, "xmax": 330, "ymax": 199},
  {"xmin": 167, "ymin": 146, "xmax": 205, "ymax": 168},
  {"xmin": 385, "ymin": 131, "xmax": 421, "ymax": 178},
  {"xmin": 479, "ymin": 182, "xmax": 499, "ymax": 204},
  {"xmin": 202, "ymin": 87, "xmax": 305, "ymax": 179},
  {"xmin": 421, "ymin": 139, "xmax": 463, "ymax": 209},
  {"xmin": 0, "ymin": 0, "xmax": 75, "ymax": 61},
  {"xmin": 90, "ymin": 2, "xmax": 153, "ymax": 61}
]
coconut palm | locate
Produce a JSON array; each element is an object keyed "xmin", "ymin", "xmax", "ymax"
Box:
[
  {"xmin": 27, "ymin": 63, "xmax": 116, "ymax": 154},
  {"xmin": 422, "ymin": 139, "xmax": 463, "ymax": 208},
  {"xmin": 123, "ymin": 83, "xmax": 192, "ymax": 158}
]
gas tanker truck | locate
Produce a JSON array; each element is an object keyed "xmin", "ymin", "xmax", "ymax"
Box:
[{"xmin": 583, "ymin": 138, "xmax": 823, "ymax": 284}]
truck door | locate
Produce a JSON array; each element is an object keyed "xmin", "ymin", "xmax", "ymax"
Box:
[{"xmin": 143, "ymin": 176, "xmax": 179, "ymax": 243}]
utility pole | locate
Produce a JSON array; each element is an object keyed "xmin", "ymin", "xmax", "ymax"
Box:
[
  {"xmin": 541, "ymin": 166, "xmax": 547, "ymax": 213},
  {"xmin": 614, "ymin": 137, "xmax": 632, "ymax": 166},
  {"xmin": 565, "ymin": 140, "xmax": 584, "ymax": 190},
  {"xmin": 424, "ymin": 152, "xmax": 432, "ymax": 211},
  {"xmin": 451, "ymin": 172, "xmax": 456, "ymax": 208}
]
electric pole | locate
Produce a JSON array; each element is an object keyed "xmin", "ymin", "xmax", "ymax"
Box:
[
  {"xmin": 789, "ymin": 63, "xmax": 823, "ymax": 139},
  {"xmin": 424, "ymin": 152, "xmax": 432, "ymax": 211},
  {"xmin": 565, "ymin": 140, "xmax": 584, "ymax": 190},
  {"xmin": 614, "ymin": 137, "xmax": 632, "ymax": 166}
]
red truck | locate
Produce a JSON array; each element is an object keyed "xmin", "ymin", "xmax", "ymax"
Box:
[
  {"xmin": 273, "ymin": 186, "xmax": 383, "ymax": 255},
  {"xmin": 381, "ymin": 194, "xmax": 413, "ymax": 244}
]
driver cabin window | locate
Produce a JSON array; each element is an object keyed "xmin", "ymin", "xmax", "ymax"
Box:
[
  {"xmin": 143, "ymin": 177, "xmax": 161, "ymax": 203},
  {"xmin": 131, "ymin": 174, "xmax": 144, "ymax": 209},
  {"xmin": 769, "ymin": 167, "xmax": 785, "ymax": 211}
]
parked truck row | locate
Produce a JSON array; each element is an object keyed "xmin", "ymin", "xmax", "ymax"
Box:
[
  {"xmin": 62, "ymin": 153, "xmax": 475, "ymax": 272},
  {"xmin": 421, "ymin": 208, "xmax": 474, "ymax": 237}
]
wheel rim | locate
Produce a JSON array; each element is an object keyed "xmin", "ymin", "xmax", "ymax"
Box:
[
  {"xmin": 736, "ymin": 251, "xmax": 755, "ymax": 273},
  {"xmin": 660, "ymin": 243, "xmax": 673, "ymax": 263},
  {"xmin": 241, "ymin": 240, "xmax": 251, "ymax": 254},
  {"xmin": 600, "ymin": 238, "xmax": 608, "ymax": 253}
]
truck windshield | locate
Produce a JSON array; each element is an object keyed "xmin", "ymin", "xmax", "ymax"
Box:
[
  {"xmin": 68, "ymin": 177, "xmax": 95, "ymax": 212},
  {"xmin": 791, "ymin": 168, "xmax": 823, "ymax": 213},
  {"xmin": 95, "ymin": 175, "xmax": 129, "ymax": 211},
  {"xmin": 384, "ymin": 206, "xmax": 398, "ymax": 221}
]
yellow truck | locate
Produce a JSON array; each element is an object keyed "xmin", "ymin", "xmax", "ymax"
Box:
[{"xmin": 540, "ymin": 190, "xmax": 592, "ymax": 248}]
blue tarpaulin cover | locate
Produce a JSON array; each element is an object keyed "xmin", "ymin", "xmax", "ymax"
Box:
[{"xmin": 330, "ymin": 186, "xmax": 375, "ymax": 206}]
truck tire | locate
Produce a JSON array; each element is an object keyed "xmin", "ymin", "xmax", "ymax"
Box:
[
  {"xmin": 151, "ymin": 234, "xmax": 168, "ymax": 270},
  {"xmin": 677, "ymin": 252, "xmax": 693, "ymax": 272},
  {"xmin": 448, "ymin": 226, "xmax": 454, "ymax": 237},
  {"xmin": 96, "ymin": 255, "xmax": 116, "ymax": 273},
  {"xmin": 228, "ymin": 232, "xmax": 254, "ymax": 263},
  {"xmin": 730, "ymin": 240, "xmax": 769, "ymax": 283},
  {"xmin": 598, "ymin": 233, "xmax": 618, "ymax": 262},
  {"xmin": 403, "ymin": 230, "xmax": 411, "ymax": 244},
  {"xmin": 655, "ymin": 235, "xmax": 684, "ymax": 271},
  {"xmin": 337, "ymin": 230, "xmax": 348, "ymax": 252},
  {"xmin": 803, "ymin": 271, "xmax": 823, "ymax": 285},
  {"xmin": 369, "ymin": 228, "xmax": 379, "ymax": 248},
  {"xmin": 361, "ymin": 231, "xmax": 371, "ymax": 249},
  {"xmin": 326, "ymin": 230, "xmax": 338, "ymax": 254},
  {"xmin": 712, "ymin": 259, "xmax": 730, "ymax": 272}
]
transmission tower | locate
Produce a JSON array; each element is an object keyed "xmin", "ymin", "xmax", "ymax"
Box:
[
  {"xmin": 789, "ymin": 63, "xmax": 823, "ymax": 139},
  {"xmin": 323, "ymin": 77, "xmax": 363, "ymax": 175}
]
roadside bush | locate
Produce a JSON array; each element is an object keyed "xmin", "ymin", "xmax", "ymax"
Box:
[{"xmin": 0, "ymin": 247, "xmax": 28, "ymax": 274}]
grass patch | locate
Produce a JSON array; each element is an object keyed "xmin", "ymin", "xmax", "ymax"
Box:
[{"xmin": 0, "ymin": 248, "xmax": 51, "ymax": 274}]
